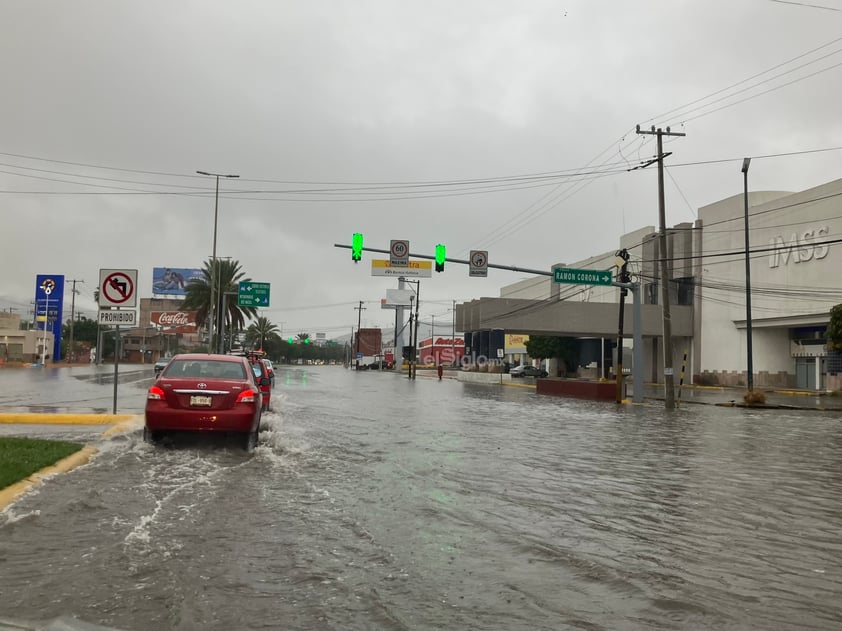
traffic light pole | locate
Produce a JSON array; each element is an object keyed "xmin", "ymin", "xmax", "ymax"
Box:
[{"xmin": 335, "ymin": 244, "xmax": 551, "ymax": 277}]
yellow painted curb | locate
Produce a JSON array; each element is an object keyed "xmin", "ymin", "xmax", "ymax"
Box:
[
  {"xmin": 0, "ymin": 414, "xmax": 135, "ymax": 425},
  {"xmin": 0, "ymin": 445, "xmax": 97, "ymax": 510},
  {"xmin": 101, "ymin": 415, "xmax": 144, "ymax": 437}
]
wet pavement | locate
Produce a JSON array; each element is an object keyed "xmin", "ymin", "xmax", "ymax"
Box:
[{"xmin": 1, "ymin": 366, "xmax": 841, "ymax": 630}]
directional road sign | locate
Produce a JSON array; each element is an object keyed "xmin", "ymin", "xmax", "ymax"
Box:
[
  {"xmin": 99, "ymin": 269, "xmax": 138, "ymax": 307},
  {"xmin": 238, "ymin": 281, "xmax": 271, "ymax": 307},
  {"xmin": 469, "ymin": 250, "xmax": 488, "ymax": 277},
  {"xmin": 553, "ymin": 267, "xmax": 613, "ymax": 286}
]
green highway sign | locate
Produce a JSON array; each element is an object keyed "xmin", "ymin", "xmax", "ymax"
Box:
[
  {"xmin": 553, "ymin": 267, "xmax": 613, "ymax": 286},
  {"xmin": 238, "ymin": 281, "xmax": 271, "ymax": 307}
]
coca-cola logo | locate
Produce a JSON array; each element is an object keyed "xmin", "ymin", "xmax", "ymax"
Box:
[{"xmin": 151, "ymin": 311, "xmax": 196, "ymax": 327}]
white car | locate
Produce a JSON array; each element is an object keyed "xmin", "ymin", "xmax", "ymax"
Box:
[{"xmin": 510, "ymin": 365, "xmax": 548, "ymax": 378}]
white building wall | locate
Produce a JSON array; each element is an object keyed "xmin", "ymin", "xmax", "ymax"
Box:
[{"xmin": 698, "ymin": 178, "xmax": 842, "ymax": 383}]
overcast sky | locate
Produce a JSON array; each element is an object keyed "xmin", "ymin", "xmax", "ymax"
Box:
[{"xmin": 2, "ymin": 0, "xmax": 842, "ymax": 340}]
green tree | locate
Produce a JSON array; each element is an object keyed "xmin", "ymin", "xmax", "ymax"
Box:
[
  {"xmin": 525, "ymin": 335, "xmax": 580, "ymax": 376},
  {"xmin": 245, "ymin": 316, "xmax": 280, "ymax": 350},
  {"xmin": 827, "ymin": 303, "xmax": 842, "ymax": 351},
  {"xmin": 181, "ymin": 259, "xmax": 257, "ymax": 349}
]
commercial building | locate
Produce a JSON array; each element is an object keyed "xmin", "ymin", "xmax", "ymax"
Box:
[{"xmin": 457, "ymin": 176, "xmax": 842, "ymax": 391}]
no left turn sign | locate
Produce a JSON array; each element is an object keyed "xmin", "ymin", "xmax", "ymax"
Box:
[{"xmin": 99, "ymin": 269, "xmax": 138, "ymax": 307}]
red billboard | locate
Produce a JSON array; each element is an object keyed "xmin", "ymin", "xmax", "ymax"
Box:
[{"xmin": 150, "ymin": 311, "xmax": 198, "ymax": 333}]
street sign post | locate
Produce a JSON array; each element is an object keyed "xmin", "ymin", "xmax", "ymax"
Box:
[
  {"xmin": 238, "ymin": 282, "xmax": 271, "ymax": 307},
  {"xmin": 553, "ymin": 267, "xmax": 613, "ymax": 286},
  {"xmin": 469, "ymin": 250, "xmax": 488, "ymax": 277}
]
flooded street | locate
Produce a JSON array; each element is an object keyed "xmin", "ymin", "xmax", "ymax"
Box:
[{"xmin": 1, "ymin": 365, "xmax": 841, "ymax": 630}]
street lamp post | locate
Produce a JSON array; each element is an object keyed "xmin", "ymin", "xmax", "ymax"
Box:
[
  {"xmin": 742, "ymin": 158, "xmax": 754, "ymax": 392},
  {"xmin": 196, "ymin": 170, "xmax": 239, "ymax": 354}
]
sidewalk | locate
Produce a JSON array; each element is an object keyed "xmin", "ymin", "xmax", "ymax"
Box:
[{"xmin": 645, "ymin": 384, "xmax": 842, "ymax": 410}]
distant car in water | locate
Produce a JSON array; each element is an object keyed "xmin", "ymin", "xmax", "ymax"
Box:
[
  {"xmin": 262, "ymin": 359, "xmax": 275, "ymax": 386},
  {"xmin": 153, "ymin": 358, "xmax": 170, "ymax": 376},
  {"xmin": 144, "ymin": 353, "xmax": 265, "ymax": 451},
  {"xmin": 510, "ymin": 365, "xmax": 548, "ymax": 378}
]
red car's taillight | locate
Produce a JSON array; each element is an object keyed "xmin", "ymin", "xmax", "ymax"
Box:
[
  {"xmin": 236, "ymin": 389, "xmax": 258, "ymax": 404},
  {"xmin": 147, "ymin": 385, "xmax": 165, "ymax": 400}
]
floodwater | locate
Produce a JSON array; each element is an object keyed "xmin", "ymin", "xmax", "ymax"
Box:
[{"xmin": 1, "ymin": 365, "xmax": 841, "ymax": 630}]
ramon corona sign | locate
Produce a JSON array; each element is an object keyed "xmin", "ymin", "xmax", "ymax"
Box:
[{"xmin": 553, "ymin": 267, "xmax": 613, "ymax": 286}]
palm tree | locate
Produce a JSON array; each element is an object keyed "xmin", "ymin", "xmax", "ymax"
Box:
[
  {"xmin": 296, "ymin": 332, "xmax": 310, "ymax": 344},
  {"xmin": 182, "ymin": 259, "xmax": 257, "ymax": 349},
  {"xmin": 245, "ymin": 316, "xmax": 280, "ymax": 350}
]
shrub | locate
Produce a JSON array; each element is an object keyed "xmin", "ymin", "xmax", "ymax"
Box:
[{"xmin": 743, "ymin": 389, "xmax": 767, "ymax": 405}]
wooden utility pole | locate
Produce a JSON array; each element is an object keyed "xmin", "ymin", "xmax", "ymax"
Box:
[
  {"xmin": 354, "ymin": 301, "xmax": 365, "ymax": 370},
  {"xmin": 635, "ymin": 125, "xmax": 685, "ymax": 410}
]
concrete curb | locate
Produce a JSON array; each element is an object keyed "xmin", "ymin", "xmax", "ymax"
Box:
[
  {"xmin": 0, "ymin": 414, "xmax": 144, "ymax": 511},
  {"xmin": 0, "ymin": 445, "xmax": 97, "ymax": 510},
  {"xmin": 0, "ymin": 414, "xmax": 135, "ymax": 425}
]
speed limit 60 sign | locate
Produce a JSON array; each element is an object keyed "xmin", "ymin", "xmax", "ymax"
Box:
[
  {"xmin": 390, "ymin": 239, "xmax": 409, "ymax": 267},
  {"xmin": 99, "ymin": 269, "xmax": 138, "ymax": 307}
]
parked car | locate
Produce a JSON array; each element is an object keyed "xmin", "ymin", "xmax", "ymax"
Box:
[
  {"xmin": 262, "ymin": 359, "xmax": 275, "ymax": 386},
  {"xmin": 510, "ymin": 364, "xmax": 548, "ymax": 378},
  {"xmin": 247, "ymin": 357, "xmax": 273, "ymax": 412},
  {"xmin": 144, "ymin": 353, "xmax": 266, "ymax": 451},
  {"xmin": 153, "ymin": 358, "xmax": 170, "ymax": 377}
]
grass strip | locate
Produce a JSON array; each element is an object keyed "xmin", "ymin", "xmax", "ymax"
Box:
[{"xmin": 0, "ymin": 437, "xmax": 84, "ymax": 489}]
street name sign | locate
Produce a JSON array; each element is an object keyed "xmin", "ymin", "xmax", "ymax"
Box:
[
  {"xmin": 553, "ymin": 267, "xmax": 613, "ymax": 286},
  {"xmin": 371, "ymin": 259, "xmax": 432, "ymax": 278},
  {"xmin": 98, "ymin": 310, "xmax": 137, "ymax": 325},
  {"xmin": 238, "ymin": 281, "xmax": 271, "ymax": 307}
]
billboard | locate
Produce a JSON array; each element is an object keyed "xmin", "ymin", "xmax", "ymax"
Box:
[
  {"xmin": 354, "ymin": 328, "xmax": 382, "ymax": 357},
  {"xmin": 152, "ymin": 267, "xmax": 204, "ymax": 296},
  {"xmin": 34, "ymin": 274, "xmax": 65, "ymax": 360},
  {"xmin": 150, "ymin": 311, "xmax": 199, "ymax": 333}
]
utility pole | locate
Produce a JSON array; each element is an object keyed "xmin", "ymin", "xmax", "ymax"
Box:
[
  {"xmin": 614, "ymin": 250, "xmax": 630, "ymax": 403},
  {"xmin": 67, "ymin": 279, "xmax": 83, "ymax": 362},
  {"xmin": 636, "ymin": 124, "xmax": 685, "ymax": 410},
  {"xmin": 354, "ymin": 301, "xmax": 365, "ymax": 369}
]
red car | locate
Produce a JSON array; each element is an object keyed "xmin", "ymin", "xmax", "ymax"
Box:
[
  {"xmin": 144, "ymin": 353, "xmax": 267, "ymax": 450},
  {"xmin": 247, "ymin": 356, "xmax": 273, "ymax": 412}
]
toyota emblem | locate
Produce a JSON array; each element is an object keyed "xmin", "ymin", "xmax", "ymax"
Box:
[{"xmin": 197, "ymin": 383, "xmax": 208, "ymax": 389}]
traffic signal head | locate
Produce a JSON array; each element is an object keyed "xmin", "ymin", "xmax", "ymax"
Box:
[
  {"xmin": 435, "ymin": 243, "xmax": 446, "ymax": 272},
  {"xmin": 351, "ymin": 233, "xmax": 364, "ymax": 262},
  {"xmin": 288, "ymin": 337, "xmax": 294, "ymax": 344}
]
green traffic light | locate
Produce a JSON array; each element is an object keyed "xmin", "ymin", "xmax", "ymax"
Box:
[
  {"xmin": 288, "ymin": 337, "xmax": 294, "ymax": 344},
  {"xmin": 352, "ymin": 233, "xmax": 364, "ymax": 262},
  {"xmin": 435, "ymin": 243, "xmax": 446, "ymax": 272}
]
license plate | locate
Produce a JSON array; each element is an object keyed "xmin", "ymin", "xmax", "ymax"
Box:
[{"xmin": 190, "ymin": 395, "xmax": 212, "ymax": 407}]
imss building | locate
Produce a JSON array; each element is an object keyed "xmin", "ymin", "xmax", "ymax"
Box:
[{"xmin": 456, "ymin": 176, "xmax": 842, "ymax": 391}]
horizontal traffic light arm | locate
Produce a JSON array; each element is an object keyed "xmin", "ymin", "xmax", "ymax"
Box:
[{"xmin": 333, "ymin": 243, "xmax": 552, "ymax": 276}]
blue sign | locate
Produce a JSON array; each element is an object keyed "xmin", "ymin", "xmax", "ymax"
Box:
[
  {"xmin": 35, "ymin": 274, "xmax": 65, "ymax": 360},
  {"xmin": 152, "ymin": 267, "xmax": 205, "ymax": 296}
]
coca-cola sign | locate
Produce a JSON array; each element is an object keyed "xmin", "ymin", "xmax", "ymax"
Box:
[{"xmin": 150, "ymin": 311, "xmax": 198, "ymax": 332}]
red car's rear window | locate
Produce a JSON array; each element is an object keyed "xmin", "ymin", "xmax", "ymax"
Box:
[{"xmin": 164, "ymin": 359, "xmax": 246, "ymax": 379}]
